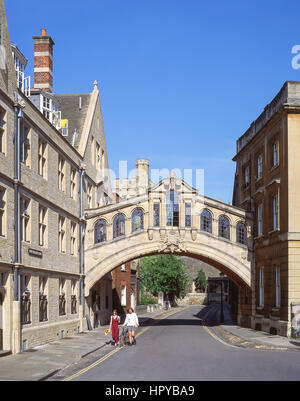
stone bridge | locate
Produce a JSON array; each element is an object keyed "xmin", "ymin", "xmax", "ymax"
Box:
[{"xmin": 84, "ymin": 165, "xmax": 253, "ymax": 297}]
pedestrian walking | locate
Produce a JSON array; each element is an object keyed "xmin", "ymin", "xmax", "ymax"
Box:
[
  {"xmin": 165, "ymin": 295, "xmax": 170, "ymax": 311},
  {"xmin": 110, "ymin": 309, "xmax": 121, "ymax": 347},
  {"xmin": 123, "ymin": 307, "xmax": 139, "ymax": 346}
]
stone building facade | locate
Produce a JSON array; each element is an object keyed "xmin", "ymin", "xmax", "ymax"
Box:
[
  {"xmin": 0, "ymin": 0, "xmax": 112, "ymax": 353},
  {"xmin": 233, "ymin": 81, "xmax": 300, "ymax": 337}
]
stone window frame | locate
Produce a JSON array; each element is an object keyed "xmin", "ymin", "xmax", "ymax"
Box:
[
  {"xmin": 39, "ymin": 275, "xmax": 48, "ymax": 323},
  {"xmin": 241, "ymin": 161, "xmax": 251, "ymax": 190},
  {"xmin": 113, "ymin": 214, "xmax": 125, "ymax": 239},
  {"xmin": 200, "ymin": 209, "xmax": 213, "ymax": 233},
  {"xmin": 166, "ymin": 190, "xmax": 179, "ymax": 227},
  {"xmin": 121, "ymin": 284, "xmax": 126, "ymax": 307},
  {"xmin": 274, "ymin": 264, "xmax": 280, "ymax": 308},
  {"xmin": 38, "ymin": 137, "xmax": 47, "ymax": 179},
  {"xmin": 0, "ymin": 106, "xmax": 6, "ymax": 155},
  {"xmin": 59, "ymin": 278, "xmax": 66, "ymax": 317},
  {"xmin": 258, "ymin": 266, "xmax": 264, "ymax": 308},
  {"xmin": 236, "ymin": 221, "xmax": 247, "ymax": 245},
  {"xmin": 218, "ymin": 215, "xmax": 230, "ymax": 240},
  {"xmin": 71, "ymin": 280, "xmax": 78, "ymax": 315},
  {"xmin": 272, "ymin": 194, "xmax": 279, "ymax": 231},
  {"xmin": 96, "ymin": 142, "xmax": 101, "ymax": 171},
  {"xmin": 38, "ymin": 204, "xmax": 47, "ymax": 247},
  {"xmin": 70, "ymin": 166, "xmax": 77, "ymax": 200},
  {"xmin": 257, "ymin": 203, "xmax": 263, "ymax": 237},
  {"xmin": 131, "ymin": 208, "xmax": 144, "ymax": 233},
  {"xmin": 94, "ymin": 219, "xmax": 107, "ymax": 244},
  {"xmin": 58, "ymin": 155, "xmax": 66, "ymax": 192},
  {"xmin": 70, "ymin": 221, "xmax": 77, "ymax": 256},
  {"xmin": 20, "ymin": 120, "xmax": 31, "ymax": 168},
  {"xmin": 20, "ymin": 196, "xmax": 31, "ymax": 243},
  {"xmin": 0, "ymin": 186, "xmax": 6, "ymax": 237},
  {"xmin": 269, "ymin": 134, "xmax": 280, "ymax": 169},
  {"xmin": 58, "ymin": 215, "xmax": 66, "ymax": 253},
  {"xmin": 185, "ymin": 202, "xmax": 192, "ymax": 228},
  {"xmin": 86, "ymin": 179, "xmax": 93, "ymax": 209},
  {"xmin": 256, "ymin": 151, "xmax": 264, "ymax": 181},
  {"xmin": 153, "ymin": 202, "xmax": 160, "ymax": 227}
]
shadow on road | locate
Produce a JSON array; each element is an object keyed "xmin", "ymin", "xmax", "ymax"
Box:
[{"xmin": 139, "ymin": 306, "xmax": 232, "ymax": 329}]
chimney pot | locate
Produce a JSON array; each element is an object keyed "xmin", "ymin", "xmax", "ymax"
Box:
[{"xmin": 41, "ymin": 28, "xmax": 47, "ymax": 37}]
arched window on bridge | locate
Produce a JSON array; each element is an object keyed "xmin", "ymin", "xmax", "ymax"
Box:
[
  {"xmin": 201, "ymin": 209, "xmax": 212, "ymax": 233},
  {"xmin": 166, "ymin": 190, "xmax": 179, "ymax": 227},
  {"xmin": 94, "ymin": 219, "xmax": 107, "ymax": 244},
  {"xmin": 113, "ymin": 214, "xmax": 125, "ymax": 238},
  {"xmin": 236, "ymin": 222, "xmax": 247, "ymax": 245},
  {"xmin": 132, "ymin": 208, "xmax": 144, "ymax": 232},
  {"xmin": 218, "ymin": 216, "xmax": 230, "ymax": 240}
]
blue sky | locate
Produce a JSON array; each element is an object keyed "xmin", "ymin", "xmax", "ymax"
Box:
[{"xmin": 6, "ymin": 0, "xmax": 300, "ymax": 202}]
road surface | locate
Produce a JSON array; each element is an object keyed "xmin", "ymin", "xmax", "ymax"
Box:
[{"xmin": 64, "ymin": 306, "xmax": 300, "ymax": 381}]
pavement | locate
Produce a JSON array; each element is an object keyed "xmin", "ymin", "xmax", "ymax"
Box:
[
  {"xmin": 0, "ymin": 307, "xmax": 170, "ymax": 381},
  {"xmin": 210, "ymin": 304, "xmax": 300, "ymax": 351}
]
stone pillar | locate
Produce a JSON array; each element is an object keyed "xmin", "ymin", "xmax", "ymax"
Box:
[{"xmin": 12, "ymin": 300, "xmax": 21, "ymax": 354}]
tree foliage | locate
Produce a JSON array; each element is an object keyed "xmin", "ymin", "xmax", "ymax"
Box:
[
  {"xmin": 195, "ymin": 269, "xmax": 207, "ymax": 293},
  {"xmin": 139, "ymin": 255, "xmax": 190, "ymax": 302}
]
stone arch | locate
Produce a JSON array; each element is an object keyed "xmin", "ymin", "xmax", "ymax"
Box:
[{"xmin": 85, "ymin": 234, "xmax": 252, "ymax": 297}]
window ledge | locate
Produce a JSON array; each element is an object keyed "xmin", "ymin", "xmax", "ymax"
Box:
[
  {"xmin": 270, "ymin": 164, "xmax": 279, "ymax": 172},
  {"xmin": 271, "ymin": 308, "xmax": 280, "ymax": 312},
  {"xmin": 268, "ymin": 229, "xmax": 280, "ymax": 235},
  {"xmin": 256, "ymin": 306, "xmax": 264, "ymax": 310}
]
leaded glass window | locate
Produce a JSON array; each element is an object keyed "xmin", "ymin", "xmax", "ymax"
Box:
[
  {"xmin": 113, "ymin": 214, "xmax": 125, "ymax": 238},
  {"xmin": 201, "ymin": 210, "xmax": 212, "ymax": 233},
  {"xmin": 185, "ymin": 203, "xmax": 191, "ymax": 228},
  {"xmin": 153, "ymin": 203, "xmax": 160, "ymax": 227},
  {"xmin": 166, "ymin": 190, "xmax": 179, "ymax": 227},
  {"xmin": 132, "ymin": 209, "xmax": 144, "ymax": 232},
  {"xmin": 236, "ymin": 222, "xmax": 247, "ymax": 245},
  {"xmin": 95, "ymin": 220, "xmax": 107, "ymax": 244},
  {"xmin": 219, "ymin": 216, "xmax": 230, "ymax": 240}
]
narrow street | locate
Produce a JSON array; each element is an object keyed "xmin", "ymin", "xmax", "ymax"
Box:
[{"xmin": 61, "ymin": 306, "xmax": 300, "ymax": 381}]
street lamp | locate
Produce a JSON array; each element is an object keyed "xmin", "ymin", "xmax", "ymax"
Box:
[{"xmin": 220, "ymin": 272, "xmax": 224, "ymax": 323}]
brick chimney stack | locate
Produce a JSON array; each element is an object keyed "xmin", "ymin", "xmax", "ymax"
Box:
[{"xmin": 33, "ymin": 29, "xmax": 55, "ymax": 93}]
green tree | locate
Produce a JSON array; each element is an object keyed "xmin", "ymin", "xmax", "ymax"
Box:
[
  {"xmin": 195, "ymin": 269, "xmax": 207, "ymax": 293},
  {"xmin": 139, "ymin": 255, "xmax": 190, "ymax": 304}
]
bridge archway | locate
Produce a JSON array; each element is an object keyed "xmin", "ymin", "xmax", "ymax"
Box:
[
  {"xmin": 85, "ymin": 231, "xmax": 252, "ymax": 297},
  {"xmin": 84, "ymin": 174, "xmax": 254, "ymax": 327}
]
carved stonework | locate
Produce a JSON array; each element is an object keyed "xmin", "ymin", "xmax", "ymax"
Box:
[
  {"xmin": 191, "ymin": 229, "xmax": 197, "ymax": 241},
  {"xmin": 159, "ymin": 230, "xmax": 186, "ymax": 254},
  {"xmin": 148, "ymin": 229, "xmax": 154, "ymax": 241}
]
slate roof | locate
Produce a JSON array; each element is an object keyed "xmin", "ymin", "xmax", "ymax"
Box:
[{"xmin": 54, "ymin": 93, "xmax": 92, "ymax": 149}]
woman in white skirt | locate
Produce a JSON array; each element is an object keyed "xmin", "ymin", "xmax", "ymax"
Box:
[{"xmin": 123, "ymin": 307, "xmax": 139, "ymax": 346}]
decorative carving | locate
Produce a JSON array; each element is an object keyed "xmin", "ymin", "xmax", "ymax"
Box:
[
  {"xmin": 159, "ymin": 230, "xmax": 186, "ymax": 253},
  {"xmin": 191, "ymin": 229, "xmax": 197, "ymax": 241},
  {"xmin": 148, "ymin": 229, "xmax": 154, "ymax": 241}
]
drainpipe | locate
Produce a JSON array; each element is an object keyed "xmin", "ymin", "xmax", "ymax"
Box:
[
  {"xmin": 12, "ymin": 103, "xmax": 23, "ymax": 353},
  {"xmin": 79, "ymin": 165, "xmax": 86, "ymax": 330}
]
